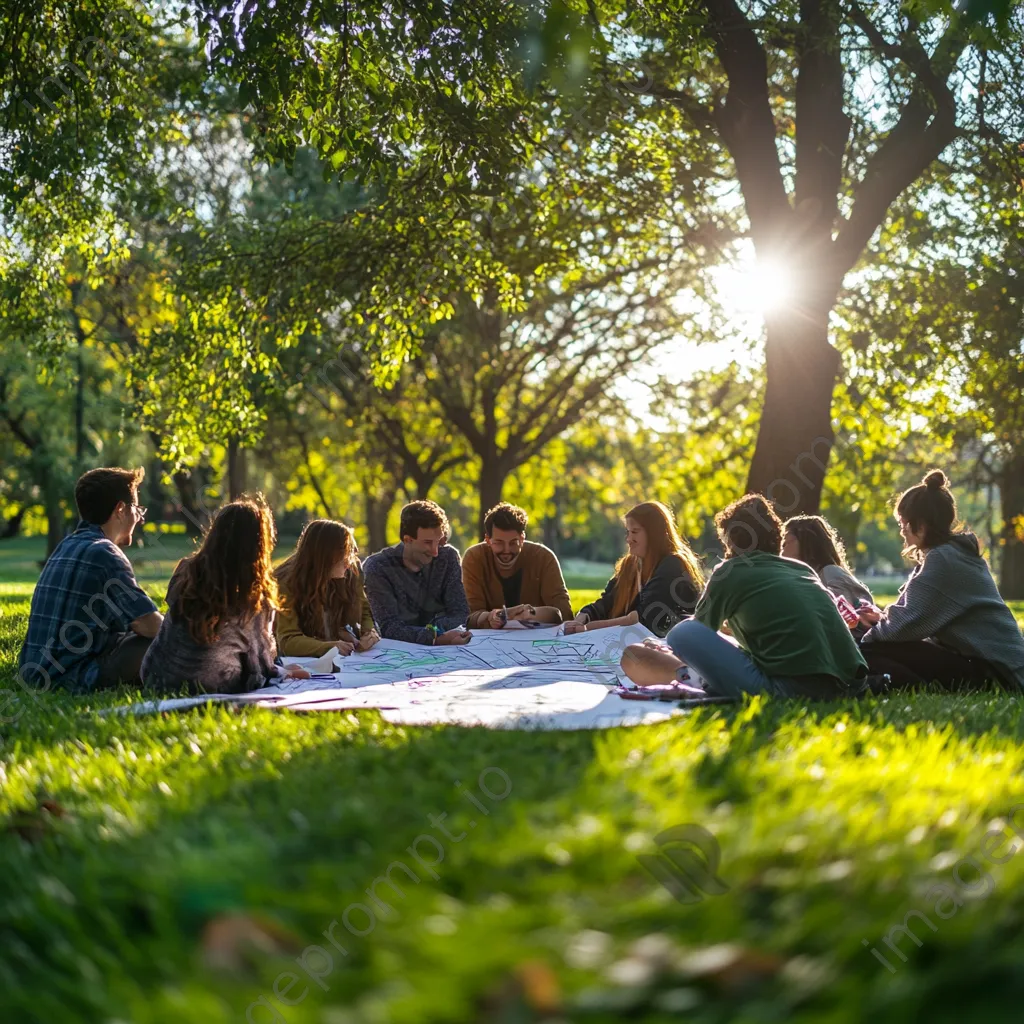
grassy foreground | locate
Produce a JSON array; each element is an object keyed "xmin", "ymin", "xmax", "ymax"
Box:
[{"xmin": 4, "ymin": 560, "xmax": 1024, "ymax": 1022}]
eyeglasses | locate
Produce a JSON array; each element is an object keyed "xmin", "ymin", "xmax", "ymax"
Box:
[{"xmin": 129, "ymin": 503, "xmax": 148, "ymax": 521}]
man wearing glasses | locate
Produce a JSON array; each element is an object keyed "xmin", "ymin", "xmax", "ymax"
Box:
[{"xmin": 18, "ymin": 467, "xmax": 164, "ymax": 693}]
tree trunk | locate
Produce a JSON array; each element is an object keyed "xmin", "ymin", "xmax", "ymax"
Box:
[
  {"xmin": 542, "ymin": 487, "xmax": 564, "ymax": 551},
  {"xmin": 0, "ymin": 506, "xmax": 26, "ymax": 539},
  {"xmin": 227, "ymin": 438, "xmax": 247, "ymax": 501},
  {"xmin": 75, "ymin": 332, "xmax": 86, "ymax": 467},
  {"xmin": 146, "ymin": 453, "xmax": 171, "ymax": 514},
  {"xmin": 477, "ymin": 460, "xmax": 509, "ymax": 540},
  {"xmin": 365, "ymin": 484, "xmax": 396, "ymax": 554},
  {"xmin": 999, "ymin": 453, "xmax": 1024, "ymax": 600},
  {"xmin": 173, "ymin": 469, "xmax": 208, "ymax": 536},
  {"xmin": 44, "ymin": 489, "xmax": 66, "ymax": 561},
  {"xmin": 745, "ymin": 308, "xmax": 842, "ymax": 515}
]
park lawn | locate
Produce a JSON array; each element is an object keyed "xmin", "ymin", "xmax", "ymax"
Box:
[{"xmin": 3, "ymin": 564, "xmax": 1024, "ymax": 1022}]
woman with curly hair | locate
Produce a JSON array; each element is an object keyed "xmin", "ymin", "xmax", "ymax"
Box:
[
  {"xmin": 274, "ymin": 519, "xmax": 380, "ymax": 656},
  {"xmin": 141, "ymin": 497, "xmax": 308, "ymax": 694}
]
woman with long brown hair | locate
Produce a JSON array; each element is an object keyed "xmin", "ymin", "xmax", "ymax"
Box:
[
  {"xmin": 141, "ymin": 497, "xmax": 308, "ymax": 693},
  {"xmin": 274, "ymin": 519, "xmax": 379, "ymax": 656},
  {"xmin": 564, "ymin": 501, "xmax": 704, "ymax": 637},
  {"xmin": 781, "ymin": 514, "xmax": 874, "ymax": 607}
]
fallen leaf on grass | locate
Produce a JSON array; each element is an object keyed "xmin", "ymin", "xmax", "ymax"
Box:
[
  {"xmin": 201, "ymin": 912, "xmax": 304, "ymax": 973},
  {"xmin": 676, "ymin": 943, "xmax": 785, "ymax": 992},
  {"xmin": 475, "ymin": 959, "xmax": 562, "ymax": 1020},
  {"xmin": 516, "ymin": 960, "xmax": 561, "ymax": 1013},
  {"xmin": 4, "ymin": 799, "xmax": 68, "ymax": 843}
]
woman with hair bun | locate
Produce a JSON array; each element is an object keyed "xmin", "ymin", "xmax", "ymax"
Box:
[{"xmin": 860, "ymin": 469, "xmax": 1024, "ymax": 691}]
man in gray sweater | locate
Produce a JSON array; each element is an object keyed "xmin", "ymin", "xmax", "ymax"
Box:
[{"xmin": 362, "ymin": 500, "xmax": 472, "ymax": 646}]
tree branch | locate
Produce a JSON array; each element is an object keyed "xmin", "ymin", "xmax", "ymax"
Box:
[
  {"xmin": 700, "ymin": 0, "xmax": 792, "ymax": 245},
  {"xmin": 793, "ymin": 0, "xmax": 849, "ymax": 246}
]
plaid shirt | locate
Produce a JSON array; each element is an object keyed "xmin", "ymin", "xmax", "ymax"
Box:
[{"xmin": 18, "ymin": 522, "xmax": 158, "ymax": 692}]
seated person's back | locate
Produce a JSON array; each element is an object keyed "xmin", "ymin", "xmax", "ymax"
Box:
[
  {"xmin": 141, "ymin": 498, "xmax": 284, "ymax": 695},
  {"xmin": 661, "ymin": 495, "xmax": 866, "ymax": 700},
  {"xmin": 698, "ymin": 551, "xmax": 865, "ymax": 686},
  {"xmin": 19, "ymin": 466, "xmax": 161, "ymax": 693}
]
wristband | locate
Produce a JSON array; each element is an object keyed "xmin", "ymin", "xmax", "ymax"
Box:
[{"xmin": 425, "ymin": 624, "xmax": 441, "ymax": 645}]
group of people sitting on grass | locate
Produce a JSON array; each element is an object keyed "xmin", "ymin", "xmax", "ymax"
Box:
[{"xmin": 16, "ymin": 464, "xmax": 1024, "ymax": 701}]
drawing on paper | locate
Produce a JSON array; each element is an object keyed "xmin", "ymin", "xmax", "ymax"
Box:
[{"xmin": 345, "ymin": 648, "xmax": 465, "ymax": 675}]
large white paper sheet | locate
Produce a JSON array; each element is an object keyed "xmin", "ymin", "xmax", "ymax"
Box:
[{"xmin": 123, "ymin": 624, "xmax": 692, "ymax": 730}]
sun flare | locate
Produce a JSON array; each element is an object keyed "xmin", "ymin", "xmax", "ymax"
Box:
[{"xmin": 714, "ymin": 256, "xmax": 794, "ymax": 316}]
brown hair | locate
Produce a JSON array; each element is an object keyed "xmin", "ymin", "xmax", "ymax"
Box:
[
  {"xmin": 170, "ymin": 496, "xmax": 279, "ymax": 645},
  {"xmin": 399, "ymin": 500, "xmax": 449, "ymax": 541},
  {"xmin": 715, "ymin": 494, "xmax": 782, "ymax": 558},
  {"xmin": 275, "ymin": 520, "xmax": 357, "ymax": 639},
  {"xmin": 896, "ymin": 469, "xmax": 959, "ymax": 561},
  {"xmin": 484, "ymin": 502, "xmax": 528, "ymax": 536},
  {"xmin": 610, "ymin": 501, "xmax": 706, "ymax": 617},
  {"xmin": 782, "ymin": 515, "xmax": 850, "ymax": 573},
  {"xmin": 75, "ymin": 466, "xmax": 144, "ymax": 524}
]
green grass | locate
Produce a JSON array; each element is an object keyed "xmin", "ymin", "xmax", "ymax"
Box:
[{"xmin": 4, "ymin": 548, "xmax": 1024, "ymax": 1023}]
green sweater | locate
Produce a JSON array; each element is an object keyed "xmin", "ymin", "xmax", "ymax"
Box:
[{"xmin": 695, "ymin": 552, "xmax": 867, "ymax": 684}]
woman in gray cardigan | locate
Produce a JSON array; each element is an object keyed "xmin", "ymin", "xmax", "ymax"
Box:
[
  {"xmin": 858, "ymin": 471, "xmax": 1024, "ymax": 691},
  {"xmin": 141, "ymin": 497, "xmax": 308, "ymax": 694}
]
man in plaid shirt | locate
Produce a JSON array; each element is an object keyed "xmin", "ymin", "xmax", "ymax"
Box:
[{"xmin": 18, "ymin": 467, "xmax": 164, "ymax": 693}]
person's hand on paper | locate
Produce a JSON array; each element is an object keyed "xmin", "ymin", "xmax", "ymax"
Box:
[
  {"xmin": 487, "ymin": 608, "xmax": 506, "ymax": 629},
  {"xmin": 282, "ymin": 664, "xmax": 311, "ymax": 679},
  {"xmin": 642, "ymin": 636, "xmax": 671, "ymax": 651},
  {"xmin": 356, "ymin": 629, "xmax": 380, "ymax": 652},
  {"xmin": 435, "ymin": 628, "xmax": 472, "ymax": 646},
  {"xmin": 333, "ymin": 639, "xmax": 356, "ymax": 656},
  {"xmin": 563, "ymin": 620, "xmax": 587, "ymax": 635}
]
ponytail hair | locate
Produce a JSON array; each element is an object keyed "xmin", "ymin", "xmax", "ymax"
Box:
[{"xmin": 896, "ymin": 469, "xmax": 959, "ymax": 561}]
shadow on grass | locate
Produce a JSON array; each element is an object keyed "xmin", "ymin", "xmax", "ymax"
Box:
[{"xmin": 0, "ymin": 710, "xmax": 601, "ymax": 1023}]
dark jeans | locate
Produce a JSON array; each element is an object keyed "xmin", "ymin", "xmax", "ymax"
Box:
[
  {"xmin": 860, "ymin": 639, "xmax": 1010, "ymax": 693},
  {"xmin": 95, "ymin": 632, "xmax": 153, "ymax": 688}
]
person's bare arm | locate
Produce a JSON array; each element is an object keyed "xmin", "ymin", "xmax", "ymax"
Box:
[
  {"xmin": 565, "ymin": 610, "xmax": 640, "ymax": 634},
  {"xmin": 507, "ymin": 604, "xmax": 562, "ymax": 624},
  {"xmin": 130, "ymin": 611, "xmax": 163, "ymax": 638},
  {"xmin": 620, "ymin": 643, "xmax": 684, "ymax": 686}
]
